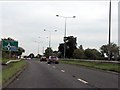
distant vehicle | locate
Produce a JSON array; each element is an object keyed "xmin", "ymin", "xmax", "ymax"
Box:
[
  {"xmin": 40, "ymin": 56, "xmax": 47, "ymax": 62},
  {"xmin": 47, "ymin": 56, "xmax": 59, "ymax": 64}
]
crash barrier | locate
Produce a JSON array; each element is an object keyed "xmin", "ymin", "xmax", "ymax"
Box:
[
  {"xmin": 61, "ymin": 59, "xmax": 120, "ymax": 64},
  {"xmin": 5, "ymin": 59, "xmax": 21, "ymax": 65}
]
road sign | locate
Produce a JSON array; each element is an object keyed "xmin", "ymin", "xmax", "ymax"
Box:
[{"xmin": 2, "ymin": 40, "xmax": 18, "ymax": 51}]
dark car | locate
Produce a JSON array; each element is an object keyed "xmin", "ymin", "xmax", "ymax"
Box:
[
  {"xmin": 40, "ymin": 56, "xmax": 47, "ymax": 62},
  {"xmin": 47, "ymin": 56, "xmax": 59, "ymax": 64}
]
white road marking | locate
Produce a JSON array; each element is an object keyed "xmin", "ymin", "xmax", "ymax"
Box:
[
  {"xmin": 61, "ymin": 70, "xmax": 65, "ymax": 73},
  {"xmin": 48, "ymin": 64, "xmax": 50, "ymax": 65},
  {"xmin": 53, "ymin": 66, "xmax": 55, "ymax": 68},
  {"xmin": 77, "ymin": 78, "xmax": 88, "ymax": 84}
]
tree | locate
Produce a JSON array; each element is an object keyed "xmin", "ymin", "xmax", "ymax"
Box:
[
  {"xmin": 35, "ymin": 54, "xmax": 41, "ymax": 58},
  {"xmin": 79, "ymin": 45, "xmax": 83, "ymax": 50},
  {"xmin": 84, "ymin": 48, "xmax": 102, "ymax": 60},
  {"xmin": 65, "ymin": 36, "xmax": 77, "ymax": 58},
  {"xmin": 44, "ymin": 47, "xmax": 53, "ymax": 57},
  {"xmin": 58, "ymin": 43, "xmax": 64, "ymax": 58},
  {"xmin": 100, "ymin": 43, "xmax": 119, "ymax": 60},
  {"xmin": 73, "ymin": 49, "xmax": 85, "ymax": 59},
  {"xmin": 28, "ymin": 53, "xmax": 35, "ymax": 58},
  {"xmin": 73, "ymin": 45, "xmax": 85, "ymax": 59},
  {"xmin": 53, "ymin": 51, "xmax": 59, "ymax": 56},
  {"xmin": 17, "ymin": 47, "xmax": 25, "ymax": 55},
  {"xmin": 58, "ymin": 36, "xmax": 77, "ymax": 58}
]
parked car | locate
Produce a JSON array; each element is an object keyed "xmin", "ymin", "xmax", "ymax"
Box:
[
  {"xmin": 47, "ymin": 56, "xmax": 59, "ymax": 64},
  {"xmin": 40, "ymin": 56, "xmax": 47, "ymax": 62}
]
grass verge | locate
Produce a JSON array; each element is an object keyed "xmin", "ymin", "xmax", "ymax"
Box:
[
  {"xmin": 60, "ymin": 60, "xmax": 120, "ymax": 73},
  {"xmin": 0, "ymin": 68, "xmax": 1, "ymax": 88},
  {"xmin": 1, "ymin": 59, "xmax": 9, "ymax": 64},
  {"xmin": 2, "ymin": 60, "xmax": 26, "ymax": 85}
]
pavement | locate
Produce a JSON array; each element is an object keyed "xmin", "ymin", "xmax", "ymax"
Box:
[{"xmin": 6, "ymin": 59, "xmax": 119, "ymax": 88}]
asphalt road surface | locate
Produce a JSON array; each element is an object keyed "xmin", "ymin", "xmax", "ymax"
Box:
[{"xmin": 7, "ymin": 59, "xmax": 119, "ymax": 88}]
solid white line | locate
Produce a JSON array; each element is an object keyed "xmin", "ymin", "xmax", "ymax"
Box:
[
  {"xmin": 61, "ymin": 70, "xmax": 65, "ymax": 72},
  {"xmin": 77, "ymin": 78, "xmax": 88, "ymax": 84}
]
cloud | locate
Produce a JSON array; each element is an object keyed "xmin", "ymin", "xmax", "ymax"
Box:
[{"xmin": 1, "ymin": 1, "xmax": 118, "ymax": 55}]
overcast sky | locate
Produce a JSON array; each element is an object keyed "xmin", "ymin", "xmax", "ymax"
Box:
[{"xmin": 0, "ymin": 0, "xmax": 118, "ymax": 56}]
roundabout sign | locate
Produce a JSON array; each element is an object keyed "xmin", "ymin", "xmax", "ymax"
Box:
[{"xmin": 2, "ymin": 40, "xmax": 18, "ymax": 51}]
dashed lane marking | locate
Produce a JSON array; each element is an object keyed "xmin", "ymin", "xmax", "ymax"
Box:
[
  {"xmin": 77, "ymin": 78, "xmax": 88, "ymax": 84},
  {"xmin": 61, "ymin": 70, "xmax": 65, "ymax": 73},
  {"xmin": 53, "ymin": 66, "xmax": 55, "ymax": 68}
]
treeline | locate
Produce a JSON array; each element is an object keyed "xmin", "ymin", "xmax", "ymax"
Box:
[
  {"xmin": 23, "ymin": 36, "xmax": 120, "ymax": 61},
  {"xmin": 73, "ymin": 45, "xmax": 102, "ymax": 60},
  {"xmin": 73, "ymin": 44, "xmax": 119, "ymax": 60},
  {"xmin": 58, "ymin": 36, "xmax": 120, "ymax": 60}
]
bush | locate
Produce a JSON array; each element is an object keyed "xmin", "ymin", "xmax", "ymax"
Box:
[
  {"xmin": 73, "ymin": 49, "xmax": 85, "ymax": 59},
  {"xmin": 84, "ymin": 48, "xmax": 102, "ymax": 60}
]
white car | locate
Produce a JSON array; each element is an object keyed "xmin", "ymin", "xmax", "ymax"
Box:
[
  {"xmin": 40, "ymin": 56, "xmax": 47, "ymax": 61},
  {"xmin": 47, "ymin": 56, "xmax": 59, "ymax": 64}
]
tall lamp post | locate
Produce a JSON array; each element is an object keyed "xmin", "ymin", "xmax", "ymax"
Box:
[
  {"xmin": 44, "ymin": 29, "xmax": 57, "ymax": 56},
  {"xmin": 56, "ymin": 15, "xmax": 76, "ymax": 59},
  {"xmin": 108, "ymin": 0, "xmax": 111, "ymax": 60},
  {"xmin": 34, "ymin": 41, "xmax": 41, "ymax": 55},
  {"xmin": 38, "ymin": 37, "xmax": 47, "ymax": 55}
]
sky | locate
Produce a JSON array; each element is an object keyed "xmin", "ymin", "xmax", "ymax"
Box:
[{"xmin": 0, "ymin": 0, "xmax": 118, "ymax": 56}]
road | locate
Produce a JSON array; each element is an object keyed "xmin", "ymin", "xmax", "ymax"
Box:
[{"xmin": 7, "ymin": 59, "xmax": 119, "ymax": 88}]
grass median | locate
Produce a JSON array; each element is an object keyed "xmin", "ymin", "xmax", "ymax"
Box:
[
  {"xmin": 60, "ymin": 60, "xmax": 120, "ymax": 73},
  {"xmin": 2, "ymin": 60, "xmax": 26, "ymax": 85}
]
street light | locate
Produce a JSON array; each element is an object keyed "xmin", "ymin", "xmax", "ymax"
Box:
[
  {"xmin": 34, "ymin": 41, "xmax": 42, "ymax": 55},
  {"xmin": 44, "ymin": 29, "xmax": 57, "ymax": 56},
  {"xmin": 108, "ymin": 0, "xmax": 111, "ymax": 60},
  {"xmin": 38, "ymin": 37, "xmax": 47, "ymax": 55},
  {"xmin": 56, "ymin": 15, "xmax": 76, "ymax": 59}
]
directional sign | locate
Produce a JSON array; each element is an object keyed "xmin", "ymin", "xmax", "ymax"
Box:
[{"xmin": 2, "ymin": 40, "xmax": 18, "ymax": 51}]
